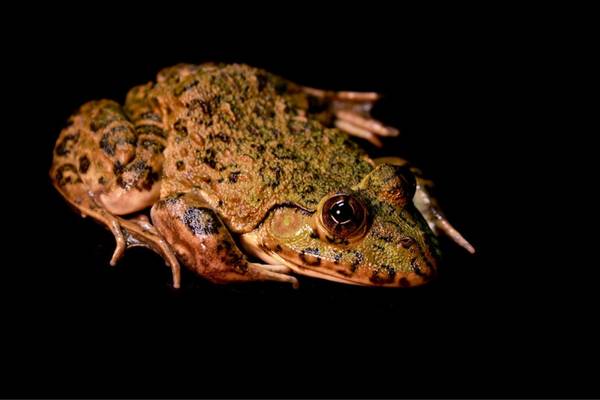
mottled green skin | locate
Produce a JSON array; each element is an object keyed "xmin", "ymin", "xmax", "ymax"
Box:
[
  {"xmin": 50, "ymin": 62, "xmax": 441, "ymax": 287},
  {"xmin": 158, "ymin": 64, "xmax": 374, "ymax": 232},
  {"xmin": 255, "ymin": 164, "xmax": 440, "ymax": 286}
]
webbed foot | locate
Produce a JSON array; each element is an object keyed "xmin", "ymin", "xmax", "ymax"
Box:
[{"xmin": 303, "ymin": 87, "xmax": 399, "ymax": 147}]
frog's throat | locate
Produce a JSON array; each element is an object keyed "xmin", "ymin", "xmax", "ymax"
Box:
[{"xmin": 238, "ymin": 233, "xmax": 369, "ymax": 286}]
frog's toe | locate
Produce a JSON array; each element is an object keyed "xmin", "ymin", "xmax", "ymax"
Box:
[
  {"xmin": 258, "ymin": 263, "xmax": 294, "ymax": 274},
  {"xmin": 248, "ymin": 262, "xmax": 300, "ymax": 289},
  {"xmin": 107, "ymin": 214, "xmax": 181, "ymax": 288},
  {"xmin": 302, "ymin": 86, "xmax": 399, "ymax": 146},
  {"xmin": 336, "ymin": 110, "xmax": 399, "ymax": 137}
]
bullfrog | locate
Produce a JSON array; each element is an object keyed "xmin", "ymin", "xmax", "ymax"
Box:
[{"xmin": 50, "ymin": 63, "xmax": 474, "ymax": 289}]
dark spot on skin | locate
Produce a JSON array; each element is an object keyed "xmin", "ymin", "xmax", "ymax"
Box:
[
  {"xmin": 350, "ymin": 251, "xmax": 364, "ymax": 272},
  {"xmin": 78, "ymin": 155, "xmax": 90, "ymax": 174},
  {"xmin": 217, "ymin": 200, "xmax": 224, "ymax": 207},
  {"xmin": 173, "ymin": 119, "xmax": 188, "ymax": 137},
  {"xmin": 333, "ymin": 252, "xmax": 342, "ymax": 264},
  {"xmin": 199, "ymin": 99, "xmax": 214, "ymax": 117},
  {"xmin": 109, "ymin": 125, "xmax": 131, "ymax": 134},
  {"xmin": 183, "ymin": 207, "xmax": 222, "ymax": 236},
  {"xmin": 274, "ymin": 244, "xmax": 282, "ymax": 253},
  {"xmin": 270, "ymin": 166, "xmax": 282, "ymax": 188},
  {"xmin": 325, "ymin": 235, "xmax": 350, "ymax": 246},
  {"xmin": 142, "ymin": 170, "xmax": 160, "ymax": 191},
  {"xmin": 113, "ymin": 161, "xmax": 124, "ymax": 175},
  {"xmin": 136, "ymin": 124, "xmax": 166, "ymax": 138},
  {"xmin": 176, "ymin": 160, "xmax": 185, "ymax": 171},
  {"xmin": 372, "ymin": 229, "xmax": 393, "ymax": 243},
  {"xmin": 214, "ymin": 132, "xmax": 230, "ymax": 143},
  {"xmin": 100, "ymin": 126, "xmax": 136, "ymax": 157},
  {"xmin": 256, "ymin": 73, "xmax": 268, "ymax": 92},
  {"xmin": 221, "ymin": 240, "xmax": 232, "ymax": 251},
  {"xmin": 228, "ymin": 171, "xmax": 241, "ymax": 183},
  {"xmin": 399, "ymin": 278, "xmax": 411, "ymax": 287},
  {"xmin": 138, "ymin": 112, "xmax": 162, "ymax": 122},
  {"xmin": 90, "ymin": 113, "xmax": 119, "ymax": 132},
  {"xmin": 98, "ymin": 176, "xmax": 106, "ymax": 185},
  {"xmin": 272, "ymin": 144, "xmax": 297, "ymax": 161},
  {"xmin": 116, "ymin": 160, "xmax": 159, "ymax": 191},
  {"xmin": 309, "ymin": 230, "xmax": 319, "ymax": 239},
  {"xmin": 141, "ymin": 139, "xmax": 166, "ymax": 153},
  {"xmin": 55, "ymin": 164, "xmax": 80, "ymax": 186},
  {"xmin": 201, "ymin": 148, "xmax": 218, "ymax": 169},
  {"xmin": 370, "ymin": 265, "xmax": 397, "ymax": 284},
  {"xmin": 299, "ymin": 248, "xmax": 321, "ymax": 266},
  {"xmin": 412, "ymin": 258, "xmax": 430, "ymax": 278},
  {"xmin": 174, "ymin": 79, "xmax": 199, "ymax": 97},
  {"xmin": 55, "ymin": 132, "xmax": 80, "ymax": 156}
]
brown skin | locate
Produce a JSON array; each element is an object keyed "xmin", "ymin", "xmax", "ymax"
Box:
[{"xmin": 50, "ymin": 63, "xmax": 468, "ymax": 289}]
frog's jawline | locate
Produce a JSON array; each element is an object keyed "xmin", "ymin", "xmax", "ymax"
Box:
[{"xmin": 239, "ymin": 233, "xmax": 369, "ymax": 287}]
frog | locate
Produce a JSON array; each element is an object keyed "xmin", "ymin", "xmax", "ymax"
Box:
[{"xmin": 50, "ymin": 63, "xmax": 474, "ymax": 289}]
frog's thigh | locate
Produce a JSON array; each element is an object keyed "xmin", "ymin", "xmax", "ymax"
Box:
[
  {"xmin": 151, "ymin": 193, "xmax": 299, "ymax": 287},
  {"xmin": 51, "ymin": 100, "xmax": 181, "ymax": 286}
]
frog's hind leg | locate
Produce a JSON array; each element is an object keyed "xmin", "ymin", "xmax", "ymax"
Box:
[
  {"xmin": 302, "ymin": 87, "xmax": 399, "ymax": 147},
  {"xmin": 50, "ymin": 96, "xmax": 181, "ymax": 287},
  {"xmin": 374, "ymin": 157, "xmax": 476, "ymax": 254},
  {"xmin": 151, "ymin": 193, "xmax": 299, "ymax": 288},
  {"xmin": 50, "ymin": 179, "xmax": 181, "ymax": 287}
]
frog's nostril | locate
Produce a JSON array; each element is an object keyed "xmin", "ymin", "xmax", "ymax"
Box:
[{"xmin": 399, "ymin": 237, "xmax": 415, "ymax": 249}]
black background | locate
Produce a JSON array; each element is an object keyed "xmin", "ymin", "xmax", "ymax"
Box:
[{"xmin": 3, "ymin": 7, "xmax": 596, "ymax": 398}]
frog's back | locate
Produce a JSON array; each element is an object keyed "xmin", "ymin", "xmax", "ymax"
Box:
[{"xmin": 158, "ymin": 64, "xmax": 374, "ymax": 233}]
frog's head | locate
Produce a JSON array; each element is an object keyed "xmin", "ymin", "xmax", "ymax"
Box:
[{"xmin": 242, "ymin": 164, "xmax": 441, "ymax": 287}]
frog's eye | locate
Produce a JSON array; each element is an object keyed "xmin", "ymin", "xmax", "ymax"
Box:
[{"xmin": 319, "ymin": 194, "xmax": 368, "ymax": 239}]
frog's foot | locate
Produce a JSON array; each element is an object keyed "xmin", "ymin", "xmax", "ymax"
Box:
[
  {"xmin": 303, "ymin": 87, "xmax": 399, "ymax": 147},
  {"xmin": 374, "ymin": 157, "xmax": 476, "ymax": 254},
  {"xmin": 151, "ymin": 193, "xmax": 299, "ymax": 288},
  {"xmin": 108, "ymin": 213, "xmax": 181, "ymax": 288},
  {"xmin": 414, "ymin": 189, "xmax": 476, "ymax": 254},
  {"xmin": 50, "ymin": 178, "xmax": 181, "ymax": 287}
]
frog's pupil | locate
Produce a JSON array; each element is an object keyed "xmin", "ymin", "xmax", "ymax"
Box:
[{"xmin": 330, "ymin": 200, "xmax": 354, "ymax": 224}]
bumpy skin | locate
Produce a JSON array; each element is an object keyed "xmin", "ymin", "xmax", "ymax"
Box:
[
  {"xmin": 159, "ymin": 64, "xmax": 374, "ymax": 232},
  {"xmin": 50, "ymin": 63, "xmax": 445, "ymax": 288}
]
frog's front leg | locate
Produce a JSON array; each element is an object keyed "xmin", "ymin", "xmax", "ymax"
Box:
[
  {"xmin": 301, "ymin": 87, "xmax": 399, "ymax": 147},
  {"xmin": 374, "ymin": 157, "xmax": 476, "ymax": 254},
  {"xmin": 151, "ymin": 193, "xmax": 299, "ymax": 288}
]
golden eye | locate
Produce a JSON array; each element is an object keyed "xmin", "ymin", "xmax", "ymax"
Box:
[{"xmin": 320, "ymin": 194, "xmax": 368, "ymax": 239}]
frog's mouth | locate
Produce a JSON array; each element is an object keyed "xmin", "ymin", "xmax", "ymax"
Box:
[{"xmin": 239, "ymin": 233, "xmax": 372, "ymax": 286}]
